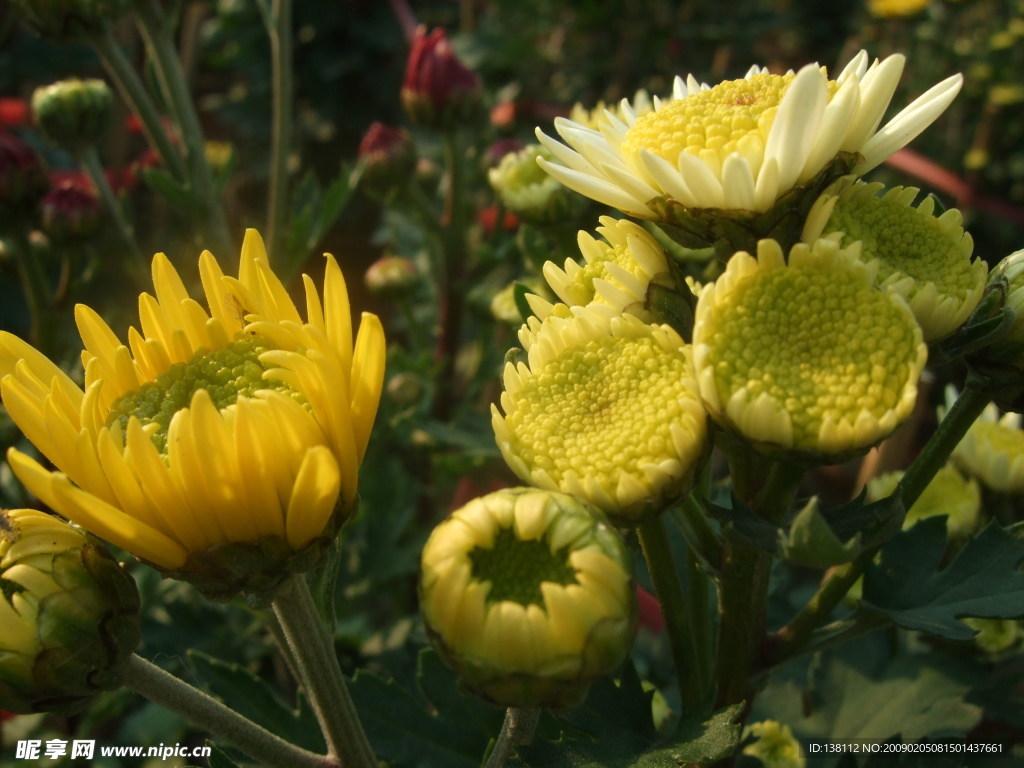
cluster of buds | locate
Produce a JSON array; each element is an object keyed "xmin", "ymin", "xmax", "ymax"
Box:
[{"xmin": 0, "ymin": 509, "xmax": 140, "ymax": 714}]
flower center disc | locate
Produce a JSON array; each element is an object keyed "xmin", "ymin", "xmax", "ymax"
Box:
[
  {"xmin": 105, "ymin": 335, "xmax": 296, "ymax": 452},
  {"xmin": 506, "ymin": 335, "xmax": 692, "ymax": 486},
  {"xmin": 709, "ymin": 265, "xmax": 919, "ymax": 448},
  {"xmin": 621, "ymin": 73, "xmax": 795, "ymax": 167},
  {"xmin": 468, "ymin": 527, "xmax": 577, "ymax": 607}
]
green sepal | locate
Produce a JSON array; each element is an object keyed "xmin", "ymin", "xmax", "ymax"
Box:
[
  {"xmin": 779, "ymin": 497, "xmax": 862, "ymax": 569},
  {"xmin": 157, "ymin": 497, "xmax": 355, "ymax": 607},
  {"xmin": 648, "ymin": 153, "xmax": 859, "ymax": 257}
]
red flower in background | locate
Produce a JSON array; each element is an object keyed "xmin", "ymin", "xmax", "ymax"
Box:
[
  {"xmin": 401, "ymin": 27, "xmax": 481, "ymax": 127},
  {"xmin": 0, "ymin": 98, "xmax": 30, "ymax": 129}
]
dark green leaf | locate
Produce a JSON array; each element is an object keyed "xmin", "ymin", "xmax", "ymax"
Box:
[
  {"xmin": 513, "ymin": 282, "xmax": 534, "ymax": 322},
  {"xmin": 138, "ymin": 166, "xmax": 195, "ymax": 212},
  {"xmin": 820, "ymin": 488, "xmax": 905, "ymax": 550},
  {"xmin": 348, "ymin": 667, "xmax": 487, "ymax": 768},
  {"xmin": 863, "ymin": 518, "xmax": 1024, "ymax": 640},
  {"xmin": 205, "ymin": 743, "xmax": 243, "ymax": 768},
  {"xmin": 780, "ymin": 498, "xmax": 861, "ymax": 568},
  {"xmin": 416, "ymin": 648, "xmax": 505, "ymax": 738},
  {"xmin": 186, "ymin": 651, "xmax": 323, "ymax": 751}
]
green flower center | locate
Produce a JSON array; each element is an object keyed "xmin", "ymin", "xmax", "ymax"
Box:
[
  {"xmin": 621, "ymin": 73, "xmax": 796, "ymax": 166},
  {"xmin": 468, "ymin": 526, "xmax": 577, "ymax": 607},
  {"xmin": 105, "ymin": 335, "xmax": 300, "ymax": 453},
  {"xmin": 829, "ymin": 195, "xmax": 977, "ymax": 297},
  {"xmin": 710, "ymin": 264, "xmax": 919, "ymax": 448},
  {"xmin": 507, "ymin": 335, "xmax": 691, "ymax": 485}
]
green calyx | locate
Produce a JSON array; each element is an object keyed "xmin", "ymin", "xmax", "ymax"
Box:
[
  {"xmin": 106, "ymin": 335, "xmax": 301, "ymax": 452},
  {"xmin": 468, "ymin": 527, "xmax": 577, "ymax": 607},
  {"xmin": 651, "ymin": 152, "xmax": 858, "ymax": 257}
]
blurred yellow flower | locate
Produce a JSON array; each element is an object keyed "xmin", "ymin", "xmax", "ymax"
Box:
[
  {"xmin": 0, "ymin": 230, "xmax": 385, "ymax": 599},
  {"xmin": 869, "ymin": 0, "xmax": 930, "ymax": 18}
]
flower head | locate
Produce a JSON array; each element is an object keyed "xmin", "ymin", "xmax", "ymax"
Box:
[
  {"xmin": 536, "ymin": 51, "xmax": 961, "ymax": 244},
  {"xmin": 693, "ymin": 238, "xmax": 926, "ymax": 459},
  {"xmin": 32, "ymin": 78, "xmax": 113, "ymax": 152},
  {"xmin": 803, "ymin": 181, "xmax": 985, "ymax": 341},
  {"xmin": 356, "ymin": 122, "xmax": 415, "ymax": 198},
  {"xmin": 40, "ymin": 176, "xmax": 101, "ymax": 243},
  {"xmin": 492, "ymin": 304, "xmax": 708, "ymax": 523},
  {"xmin": 867, "ymin": 464, "xmax": 981, "ymax": 539},
  {"xmin": 420, "ymin": 487, "xmax": 636, "ymax": 708},
  {"xmin": 488, "ymin": 144, "xmax": 587, "ymax": 224},
  {"xmin": 948, "ymin": 392, "xmax": 1024, "ymax": 494},
  {"xmin": 742, "ymin": 721, "xmax": 805, "ymax": 768},
  {"xmin": 0, "ymin": 230, "xmax": 385, "ymax": 601},
  {"xmin": 401, "ymin": 26, "xmax": 481, "ymax": 128},
  {"xmin": 0, "ymin": 509, "xmax": 140, "ymax": 714},
  {"xmin": 542, "ymin": 216, "xmax": 672, "ymax": 321}
]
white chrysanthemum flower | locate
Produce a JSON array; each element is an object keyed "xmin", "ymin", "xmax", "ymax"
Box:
[
  {"xmin": 693, "ymin": 238, "xmax": 927, "ymax": 458},
  {"xmin": 803, "ymin": 181, "xmax": 986, "ymax": 342},
  {"xmin": 536, "ymin": 51, "xmax": 962, "ymax": 216},
  {"xmin": 542, "ymin": 216, "xmax": 671, "ymax": 319},
  {"xmin": 867, "ymin": 464, "xmax": 981, "ymax": 539},
  {"xmin": 948, "ymin": 391, "xmax": 1024, "ymax": 494},
  {"xmin": 492, "ymin": 304, "xmax": 708, "ymax": 523}
]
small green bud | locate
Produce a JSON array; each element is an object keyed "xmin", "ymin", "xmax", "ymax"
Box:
[
  {"xmin": 364, "ymin": 255, "xmax": 419, "ymax": 298},
  {"xmin": 0, "ymin": 509, "xmax": 140, "ymax": 715},
  {"xmin": 420, "ymin": 488, "xmax": 637, "ymax": 708},
  {"xmin": 32, "ymin": 79, "xmax": 114, "ymax": 152}
]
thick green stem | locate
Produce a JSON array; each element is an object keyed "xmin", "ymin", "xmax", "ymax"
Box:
[
  {"xmin": 90, "ymin": 27, "xmax": 186, "ymax": 181},
  {"xmin": 272, "ymin": 575, "xmax": 377, "ymax": 768},
  {"xmin": 670, "ymin": 491, "xmax": 723, "ymax": 573},
  {"xmin": 770, "ymin": 384, "xmax": 991, "ymax": 663},
  {"xmin": 122, "ymin": 654, "xmax": 335, "ymax": 768},
  {"xmin": 713, "ymin": 458, "xmax": 802, "ymax": 709},
  {"xmin": 262, "ymin": 0, "xmax": 293, "ymax": 265},
  {"xmin": 78, "ymin": 145, "xmax": 145, "ymax": 272},
  {"xmin": 134, "ymin": 0, "xmax": 234, "ymax": 256},
  {"xmin": 637, "ymin": 516, "xmax": 709, "ymax": 714},
  {"xmin": 483, "ymin": 707, "xmax": 540, "ymax": 768}
]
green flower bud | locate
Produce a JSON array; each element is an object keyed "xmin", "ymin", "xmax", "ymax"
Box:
[
  {"xmin": 487, "ymin": 144, "xmax": 587, "ymax": 225},
  {"xmin": 0, "ymin": 509, "xmax": 140, "ymax": 715},
  {"xmin": 32, "ymin": 79, "xmax": 114, "ymax": 152},
  {"xmin": 364, "ymin": 255, "xmax": 419, "ymax": 299},
  {"xmin": 420, "ymin": 488, "xmax": 637, "ymax": 708}
]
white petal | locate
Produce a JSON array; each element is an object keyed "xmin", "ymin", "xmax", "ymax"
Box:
[
  {"xmin": 721, "ymin": 154, "xmax": 757, "ymax": 210},
  {"xmin": 639, "ymin": 149, "xmax": 698, "ymax": 207},
  {"xmin": 677, "ymin": 152, "xmax": 725, "ymax": 208},
  {"xmin": 537, "ymin": 157, "xmax": 653, "ymax": 215},
  {"xmin": 798, "ymin": 77, "xmax": 861, "ymax": 181},
  {"xmin": 764, "ymin": 63, "xmax": 828, "ymax": 192},
  {"xmin": 841, "ymin": 54, "xmax": 905, "ymax": 150}
]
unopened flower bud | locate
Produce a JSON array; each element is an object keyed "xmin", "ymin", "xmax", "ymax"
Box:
[
  {"xmin": 742, "ymin": 721, "xmax": 805, "ymax": 768},
  {"xmin": 357, "ymin": 122, "xmax": 415, "ymax": 198},
  {"xmin": 32, "ymin": 79, "xmax": 114, "ymax": 152},
  {"xmin": 0, "ymin": 132, "xmax": 48, "ymax": 216},
  {"xmin": 488, "ymin": 144, "xmax": 587, "ymax": 224},
  {"xmin": 401, "ymin": 26, "xmax": 482, "ymax": 129},
  {"xmin": 420, "ymin": 488, "xmax": 636, "ymax": 708},
  {"xmin": 0, "ymin": 509, "xmax": 140, "ymax": 715},
  {"xmin": 40, "ymin": 176, "xmax": 101, "ymax": 242},
  {"xmin": 364, "ymin": 255, "xmax": 419, "ymax": 298}
]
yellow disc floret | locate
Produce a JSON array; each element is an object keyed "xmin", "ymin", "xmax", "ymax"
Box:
[{"xmin": 694, "ymin": 238, "xmax": 926, "ymax": 457}]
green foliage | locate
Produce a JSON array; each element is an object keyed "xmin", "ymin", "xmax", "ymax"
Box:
[{"xmin": 863, "ymin": 518, "xmax": 1024, "ymax": 640}]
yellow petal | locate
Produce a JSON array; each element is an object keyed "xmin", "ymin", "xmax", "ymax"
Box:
[
  {"xmin": 285, "ymin": 445, "xmax": 342, "ymax": 549},
  {"xmin": 350, "ymin": 312, "xmax": 386, "ymax": 461}
]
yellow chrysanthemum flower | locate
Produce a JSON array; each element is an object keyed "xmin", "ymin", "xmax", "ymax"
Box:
[
  {"xmin": 419, "ymin": 487, "xmax": 636, "ymax": 708},
  {"xmin": 867, "ymin": 464, "xmax": 981, "ymax": 539},
  {"xmin": 868, "ymin": 0, "xmax": 930, "ymax": 18},
  {"xmin": 542, "ymin": 216, "xmax": 671, "ymax": 319},
  {"xmin": 536, "ymin": 51, "xmax": 961, "ymax": 218},
  {"xmin": 0, "ymin": 230, "xmax": 385, "ymax": 600},
  {"xmin": 742, "ymin": 721, "xmax": 805, "ymax": 768},
  {"xmin": 492, "ymin": 304, "xmax": 708, "ymax": 523},
  {"xmin": 803, "ymin": 181, "xmax": 986, "ymax": 342},
  {"xmin": 693, "ymin": 238, "xmax": 926, "ymax": 458},
  {"xmin": 949, "ymin": 395, "xmax": 1024, "ymax": 495}
]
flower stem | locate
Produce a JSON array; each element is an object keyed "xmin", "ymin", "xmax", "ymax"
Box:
[
  {"xmin": 483, "ymin": 707, "xmax": 540, "ymax": 768},
  {"xmin": 122, "ymin": 654, "xmax": 335, "ymax": 768},
  {"xmin": 271, "ymin": 575, "xmax": 377, "ymax": 768},
  {"xmin": 133, "ymin": 0, "xmax": 234, "ymax": 257},
  {"xmin": 637, "ymin": 515, "xmax": 710, "ymax": 714},
  {"xmin": 769, "ymin": 384, "xmax": 991, "ymax": 663},
  {"xmin": 90, "ymin": 27, "xmax": 186, "ymax": 182},
  {"xmin": 78, "ymin": 145, "xmax": 145, "ymax": 272},
  {"xmin": 8, "ymin": 231, "xmax": 55, "ymax": 356},
  {"xmin": 260, "ymin": 0, "xmax": 294, "ymax": 266},
  {"xmin": 713, "ymin": 457, "xmax": 802, "ymax": 709}
]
